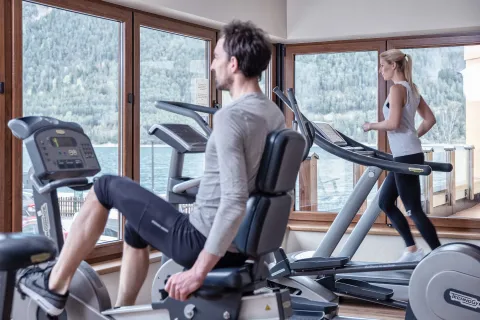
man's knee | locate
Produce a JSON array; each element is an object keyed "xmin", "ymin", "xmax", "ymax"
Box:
[
  {"xmin": 124, "ymin": 222, "xmax": 148, "ymax": 249},
  {"xmin": 93, "ymin": 174, "xmax": 122, "ymax": 210}
]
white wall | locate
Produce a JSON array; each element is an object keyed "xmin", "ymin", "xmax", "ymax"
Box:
[
  {"xmin": 105, "ymin": 0, "xmax": 480, "ymax": 43},
  {"xmin": 287, "ymin": 0, "xmax": 480, "ymax": 42},
  {"xmin": 104, "ymin": 0, "xmax": 287, "ymax": 41}
]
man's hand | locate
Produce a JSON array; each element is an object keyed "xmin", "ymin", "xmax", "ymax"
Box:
[
  {"xmin": 165, "ymin": 250, "xmax": 221, "ymax": 301},
  {"xmin": 165, "ymin": 268, "xmax": 206, "ymax": 301}
]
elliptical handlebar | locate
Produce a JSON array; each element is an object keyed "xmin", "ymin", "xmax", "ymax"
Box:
[
  {"xmin": 30, "ymin": 173, "xmax": 92, "ymax": 194},
  {"xmin": 155, "ymin": 101, "xmax": 215, "ymax": 136}
]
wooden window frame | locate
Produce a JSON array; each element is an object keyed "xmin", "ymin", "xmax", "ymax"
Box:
[
  {"xmin": 132, "ymin": 12, "xmax": 217, "ymax": 181},
  {"xmin": 8, "ymin": 0, "xmax": 220, "ymax": 263},
  {"xmin": 285, "ymin": 40, "xmax": 388, "ymax": 225},
  {"xmin": 270, "ymin": 44, "xmax": 277, "ymax": 103},
  {"xmin": 11, "ymin": 0, "xmax": 133, "ymax": 263},
  {"xmin": 285, "ymin": 32, "xmax": 480, "ymax": 237},
  {"xmin": 0, "ymin": 0, "xmax": 13, "ymax": 233}
]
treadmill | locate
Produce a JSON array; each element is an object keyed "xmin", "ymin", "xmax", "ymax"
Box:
[{"xmin": 270, "ymin": 87, "xmax": 453, "ymax": 307}]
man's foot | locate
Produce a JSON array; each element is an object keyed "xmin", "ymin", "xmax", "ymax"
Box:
[
  {"xmin": 396, "ymin": 248, "xmax": 425, "ymax": 263},
  {"xmin": 17, "ymin": 262, "xmax": 69, "ymax": 316}
]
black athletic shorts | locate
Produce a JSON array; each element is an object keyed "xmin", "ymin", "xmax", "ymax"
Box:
[{"xmin": 93, "ymin": 174, "xmax": 248, "ymax": 269}]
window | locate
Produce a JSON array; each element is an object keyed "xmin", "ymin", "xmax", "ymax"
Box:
[
  {"xmin": 10, "ymin": 0, "xmax": 218, "ymax": 262},
  {"xmin": 389, "ymin": 38, "xmax": 480, "ymax": 228},
  {"xmin": 133, "ymin": 13, "xmax": 217, "ymax": 213},
  {"xmin": 287, "ymin": 36, "xmax": 480, "ymax": 233},
  {"xmin": 285, "ymin": 41, "xmax": 386, "ymax": 223},
  {"xmin": 12, "ymin": 0, "xmax": 133, "ymax": 258}
]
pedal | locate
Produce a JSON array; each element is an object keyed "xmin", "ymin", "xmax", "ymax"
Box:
[
  {"xmin": 335, "ymin": 278, "xmax": 394, "ymax": 300},
  {"xmin": 291, "ymin": 296, "xmax": 337, "ymax": 314},
  {"xmin": 290, "ymin": 256, "xmax": 349, "ymax": 271}
]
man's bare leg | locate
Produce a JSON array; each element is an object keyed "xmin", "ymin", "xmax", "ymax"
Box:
[
  {"xmin": 48, "ymin": 187, "xmax": 110, "ymax": 294},
  {"xmin": 115, "ymin": 243, "xmax": 150, "ymax": 307}
]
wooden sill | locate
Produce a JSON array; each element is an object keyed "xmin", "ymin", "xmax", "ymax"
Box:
[
  {"xmin": 287, "ymin": 221, "xmax": 480, "ymax": 240},
  {"xmin": 91, "ymin": 251, "xmax": 162, "ymax": 275}
]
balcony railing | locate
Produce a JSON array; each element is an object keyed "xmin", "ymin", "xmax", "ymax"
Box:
[{"xmin": 295, "ymin": 144, "xmax": 479, "ymax": 218}]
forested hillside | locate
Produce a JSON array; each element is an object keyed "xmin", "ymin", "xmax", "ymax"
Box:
[
  {"xmin": 295, "ymin": 47, "xmax": 466, "ymax": 145},
  {"xmin": 23, "ymin": 3, "xmax": 208, "ymax": 144},
  {"xmin": 23, "ymin": 3, "xmax": 467, "ymax": 146}
]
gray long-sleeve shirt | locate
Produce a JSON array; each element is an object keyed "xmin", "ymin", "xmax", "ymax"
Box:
[{"xmin": 189, "ymin": 92, "xmax": 286, "ymax": 256}]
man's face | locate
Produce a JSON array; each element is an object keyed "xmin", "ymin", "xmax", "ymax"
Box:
[{"xmin": 211, "ymin": 38, "xmax": 234, "ymax": 91}]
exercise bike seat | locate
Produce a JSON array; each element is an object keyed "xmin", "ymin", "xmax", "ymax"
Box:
[{"xmin": 0, "ymin": 233, "xmax": 57, "ymax": 271}]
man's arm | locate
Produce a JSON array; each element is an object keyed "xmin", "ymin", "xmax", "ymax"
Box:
[{"xmin": 165, "ymin": 109, "xmax": 249, "ymax": 301}]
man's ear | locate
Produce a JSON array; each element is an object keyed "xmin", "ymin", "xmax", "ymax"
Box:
[{"xmin": 229, "ymin": 55, "xmax": 238, "ymax": 73}]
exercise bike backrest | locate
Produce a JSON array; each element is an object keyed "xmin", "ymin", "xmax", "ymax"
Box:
[{"xmin": 233, "ymin": 128, "xmax": 306, "ymax": 258}]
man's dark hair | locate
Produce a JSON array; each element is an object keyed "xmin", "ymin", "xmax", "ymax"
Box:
[{"xmin": 220, "ymin": 20, "xmax": 272, "ymax": 79}]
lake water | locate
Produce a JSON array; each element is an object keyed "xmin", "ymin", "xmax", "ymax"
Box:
[{"xmin": 22, "ymin": 144, "xmax": 456, "ymax": 213}]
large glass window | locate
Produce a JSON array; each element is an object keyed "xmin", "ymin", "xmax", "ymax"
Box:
[
  {"xmin": 293, "ymin": 51, "xmax": 379, "ymax": 213},
  {"xmin": 137, "ymin": 24, "xmax": 211, "ymax": 211},
  {"xmin": 21, "ymin": 2, "xmax": 124, "ymax": 243},
  {"xmin": 400, "ymin": 45, "xmax": 480, "ymax": 220}
]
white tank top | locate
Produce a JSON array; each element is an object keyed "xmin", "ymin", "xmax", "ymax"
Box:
[{"xmin": 383, "ymin": 81, "xmax": 422, "ymax": 157}]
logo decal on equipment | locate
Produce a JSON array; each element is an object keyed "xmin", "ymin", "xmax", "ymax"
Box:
[
  {"xmin": 445, "ymin": 289, "xmax": 480, "ymax": 312},
  {"xmin": 38, "ymin": 203, "xmax": 51, "ymax": 238}
]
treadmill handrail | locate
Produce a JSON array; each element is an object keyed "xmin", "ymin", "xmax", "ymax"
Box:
[
  {"xmin": 337, "ymin": 131, "xmax": 453, "ymax": 173},
  {"xmin": 273, "ymin": 86, "xmax": 452, "ymax": 174},
  {"xmin": 155, "ymin": 101, "xmax": 214, "ymax": 136},
  {"xmin": 314, "ymin": 132, "xmax": 432, "ymax": 176},
  {"xmin": 172, "ymin": 177, "xmax": 202, "ymax": 194}
]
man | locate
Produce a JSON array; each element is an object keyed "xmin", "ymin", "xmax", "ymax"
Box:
[{"xmin": 17, "ymin": 20, "xmax": 286, "ymax": 316}]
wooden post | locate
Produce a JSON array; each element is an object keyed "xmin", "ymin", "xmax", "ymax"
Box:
[{"xmin": 299, "ymin": 153, "xmax": 318, "ymax": 211}]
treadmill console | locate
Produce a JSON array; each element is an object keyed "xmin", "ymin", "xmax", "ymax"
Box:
[
  {"xmin": 313, "ymin": 122, "xmax": 348, "ymax": 146},
  {"xmin": 313, "ymin": 122, "xmax": 374, "ymax": 156},
  {"xmin": 148, "ymin": 123, "xmax": 208, "ymax": 154},
  {"xmin": 28, "ymin": 128, "xmax": 101, "ymax": 180}
]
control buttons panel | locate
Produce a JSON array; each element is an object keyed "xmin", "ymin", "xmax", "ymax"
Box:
[
  {"xmin": 57, "ymin": 159, "xmax": 84, "ymax": 169},
  {"xmin": 32, "ymin": 128, "xmax": 101, "ymax": 180},
  {"xmin": 82, "ymin": 143, "xmax": 95, "ymax": 159}
]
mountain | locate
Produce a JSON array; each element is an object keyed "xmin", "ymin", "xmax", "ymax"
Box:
[{"xmin": 22, "ymin": 2, "xmax": 466, "ymax": 146}]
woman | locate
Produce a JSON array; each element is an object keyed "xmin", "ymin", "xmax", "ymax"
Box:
[{"xmin": 363, "ymin": 49, "xmax": 440, "ymax": 262}]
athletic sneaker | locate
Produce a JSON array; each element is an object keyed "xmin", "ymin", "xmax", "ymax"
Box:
[
  {"xmin": 17, "ymin": 262, "xmax": 69, "ymax": 316},
  {"xmin": 396, "ymin": 248, "xmax": 425, "ymax": 263}
]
